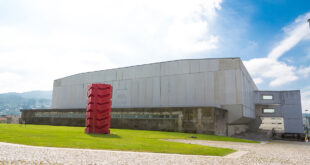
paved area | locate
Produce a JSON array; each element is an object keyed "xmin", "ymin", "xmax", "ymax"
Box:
[
  {"xmin": 169, "ymin": 139, "xmax": 310, "ymax": 164},
  {"xmin": 0, "ymin": 140, "xmax": 309, "ymax": 165}
]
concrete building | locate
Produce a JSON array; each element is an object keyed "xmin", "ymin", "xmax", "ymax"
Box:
[
  {"xmin": 254, "ymin": 91, "xmax": 304, "ymax": 133},
  {"xmin": 23, "ymin": 58, "xmax": 304, "ymax": 136}
]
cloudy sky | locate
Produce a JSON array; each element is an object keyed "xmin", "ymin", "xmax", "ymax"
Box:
[{"xmin": 1, "ymin": 0, "xmax": 310, "ymax": 111}]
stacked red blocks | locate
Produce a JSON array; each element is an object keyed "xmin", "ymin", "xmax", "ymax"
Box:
[{"xmin": 85, "ymin": 84, "xmax": 113, "ymax": 134}]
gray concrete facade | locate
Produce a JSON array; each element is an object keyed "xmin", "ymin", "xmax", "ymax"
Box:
[
  {"xmin": 49, "ymin": 57, "xmax": 303, "ymax": 135},
  {"xmin": 254, "ymin": 91, "xmax": 304, "ymax": 133},
  {"xmin": 52, "ymin": 58, "xmax": 257, "ymax": 125}
]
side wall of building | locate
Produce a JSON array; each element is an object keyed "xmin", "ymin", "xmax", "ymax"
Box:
[
  {"xmin": 221, "ymin": 61, "xmax": 258, "ymax": 124},
  {"xmin": 240, "ymin": 62, "xmax": 258, "ymax": 119}
]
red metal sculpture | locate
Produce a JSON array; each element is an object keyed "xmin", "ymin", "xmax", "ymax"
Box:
[{"xmin": 85, "ymin": 84, "xmax": 113, "ymax": 134}]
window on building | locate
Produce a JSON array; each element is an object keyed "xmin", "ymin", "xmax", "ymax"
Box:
[
  {"xmin": 263, "ymin": 108, "xmax": 275, "ymax": 114},
  {"xmin": 262, "ymin": 95, "xmax": 273, "ymax": 100}
]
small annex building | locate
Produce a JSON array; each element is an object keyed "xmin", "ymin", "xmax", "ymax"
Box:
[{"xmin": 21, "ymin": 58, "xmax": 304, "ymax": 136}]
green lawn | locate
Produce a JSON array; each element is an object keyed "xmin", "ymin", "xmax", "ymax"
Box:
[{"xmin": 0, "ymin": 124, "xmax": 257, "ymax": 156}]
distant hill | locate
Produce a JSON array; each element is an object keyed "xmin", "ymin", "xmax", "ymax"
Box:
[{"xmin": 0, "ymin": 91, "xmax": 52, "ymax": 116}]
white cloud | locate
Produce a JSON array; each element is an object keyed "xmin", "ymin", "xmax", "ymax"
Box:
[
  {"xmin": 244, "ymin": 12, "xmax": 310, "ymax": 87},
  {"xmin": 298, "ymin": 66, "xmax": 310, "ymax": 78},
  {"xmin": 244, "ymin": 58, "xmax": 298, "ymax": 87},
  {"xmin": 268, "ymin": 14, "xmax": 310, "ymax": 60},
  {"xmin": 0, "ymin": 0, "xmax": 222, "ymax": 93},
  {"xmin": 0, "ymin": 72, "xmax": 22, "ymax": 88}
]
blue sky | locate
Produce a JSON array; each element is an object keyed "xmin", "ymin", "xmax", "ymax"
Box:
[{"xmin": 0, "ymin": 0, "xmax": 310, "ymax": 110}]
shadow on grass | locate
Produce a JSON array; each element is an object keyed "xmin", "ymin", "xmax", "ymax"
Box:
[{"xmin": 87, "ymin": 133, "xmax": 121, "ymax": 139}]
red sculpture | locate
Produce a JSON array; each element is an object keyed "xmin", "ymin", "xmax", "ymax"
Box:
[{"xmin": 85, "ymin": 84, "xmax": 113, "ymax": 134}]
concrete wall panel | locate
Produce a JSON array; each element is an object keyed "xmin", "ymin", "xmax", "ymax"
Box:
[
  {"xmin": 241, "ymin": 64, "xmax": 257, "ymax": 118},
  {"xmin": 224, "ymin": 70, "xmax": 237, "ymax": 104},
  {"xmin": 199, "ymin": 59, "xmax": 219, "ymax": 72},
  {"xmin": 51, "ymin": 84, "xmax": 85, "ymax": 108},
  {"xmin": 130, "ymin": 79, "xmax": 139, "ymax": 107},
  {"xmin": 219, "ymin": 58, "xmax": 239, "ymax": 70},
  {"xmin": 152, "ymin": 77, "xmax": 161, "ymax": 106},
  {"xmin": 214, "ymin": 71, "xmax": 226, "ymax": 105},
  {"xmin": 235, "ymin": 70, "xmax": 243, "ymax": 104},
  {"xmin": 177, "ymin": 60, "xmax": 190, "ymax": 75},
  {"xmin": 204, "ymin": 72, "xmax": 215, "ymax": 105},
  {"xmin": 192, "ymin": 73, "xmax": 205, "ymax": 106},
  {"xmin": 282, "ymin": 105, "xmax": 302, "ymax": 118},
  {"xmin": 160, "ymin": 76, "xmax": 169, "ymax": 106},
  {"xmin": 221, "ymin": 104, "xmax": 243, "ymax": 123},
  {"xmin": 189, "ymin": 60, "xmax": 200, "ymax": 73},
  {"xmin": 284, "ymin": 118, "xmax": 304, "ymax": 133},
  {"xmin": 113, "ymin": 80, "xmax": 131, "ymax": 107},
  {"xmin": 122, "ymin": 67, "xmax": 135, "ymax": 80}
]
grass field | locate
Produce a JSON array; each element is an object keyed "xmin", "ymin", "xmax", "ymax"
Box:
[{"xmin": 0, "ymin": 124, "xmax": 257, "ymax": 156}]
